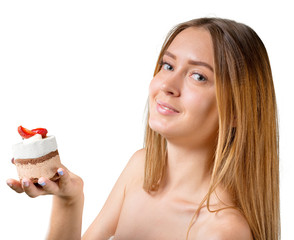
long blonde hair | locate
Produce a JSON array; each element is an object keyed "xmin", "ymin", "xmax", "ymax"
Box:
[{"xmin": 143, "ymin": 18, "xmax": 280, "ymax": 240}]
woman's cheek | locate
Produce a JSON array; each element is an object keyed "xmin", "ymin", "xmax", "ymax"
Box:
[
  {"xmin": 149, "ymin": 76, "xmax": 161, "ymax": 98},
  {"xmin": 185, "ymin": 91, "xmax": 217, "ymax": 124}
]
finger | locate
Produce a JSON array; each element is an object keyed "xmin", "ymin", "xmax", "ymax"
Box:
[
  {"xmin": 37, "ymin": 177, "xmax": 59, "ymax": 194},
  {"xmin": 11, "ymin": 158, "xmax": 15, "ymax": 164},
  {"xmin": 6, "ymin": 178, "xmax": 24, "ymax": 193},
  {"xmin": 22, "ymin": 178, "xmax": 45, "ymax": 198},
  {"xmin": 56, "ymin": 168, "xmax": 71, "ymax": 188}
]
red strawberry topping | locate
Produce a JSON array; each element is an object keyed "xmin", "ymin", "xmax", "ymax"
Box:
[
  {"xmin": 31, "ymin": 128, "xmax": 48, "ymax": 138},
  {"xmin": 18, "ymin": 126, "xmax": 48, "ymax": 139}
]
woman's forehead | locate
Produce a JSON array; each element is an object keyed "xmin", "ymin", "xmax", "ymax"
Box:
[{"xmin": 166, "ymin": 27, "xmax": 214, "ymax": 65}]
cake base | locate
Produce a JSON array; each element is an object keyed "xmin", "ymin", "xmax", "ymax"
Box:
[{"xmin": 14, "ymin": 150, "xmax": 62, "ymax": 183}]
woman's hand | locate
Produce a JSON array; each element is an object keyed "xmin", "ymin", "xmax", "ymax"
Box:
[
  {"xmin": 6, "ymin": 162, "xmax": 83, "ymax": 203},
  {"xmin": 7, "ymin": 159, "xmax": 85, "ymax": 239}
]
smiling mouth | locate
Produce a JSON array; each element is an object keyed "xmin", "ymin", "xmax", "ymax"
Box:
[
  {"xmin": 160, "ymin": 104, "xmax": 178, "ymax": 112},
  {"xmin": 156, "ymin": 100, "xmax": 179, "ymax": 113}
]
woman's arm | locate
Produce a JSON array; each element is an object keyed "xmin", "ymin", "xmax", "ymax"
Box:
[
  {"xmin": 46, "ymin": 169, "xmax": 84, "ymax": 240},
  {"xmin": 82, "ymin": 148, "xmax": 145, "ymax": 240},
  {"xmin": 47, "ymin": 194, "xmax": 84, "ymax": 240}
]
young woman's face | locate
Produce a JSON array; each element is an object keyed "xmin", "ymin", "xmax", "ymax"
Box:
[{"xmin": 148, "ymin": 27, "xmax": 219, "ymax": 148}]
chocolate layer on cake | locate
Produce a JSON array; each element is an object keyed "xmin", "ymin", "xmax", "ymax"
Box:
[
  {"xmin": 14, "ymin": 150, "xmax": 62, "ymax": 183},
  {"xmin": 14, "ymin": 150, "xmax": 59, "ymax": 165}
]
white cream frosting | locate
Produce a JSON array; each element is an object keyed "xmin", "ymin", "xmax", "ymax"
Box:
[
  {"xmin": 23, "ymin": 133, "xmax": 42, "ymax": 143},
  {"xmin": 12, "ymin": 135, "xmax": 58, "ymax": 159}
]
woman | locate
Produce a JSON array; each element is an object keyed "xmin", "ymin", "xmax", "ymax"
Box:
[{"xmin": 7, "ymin": 17, "xmax": 280, "ymax": 240}]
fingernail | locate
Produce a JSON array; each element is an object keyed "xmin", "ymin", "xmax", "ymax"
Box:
[
  {"xmin": 22, "ymin": 179, "xmax": 29, "ymax": 187},
  {"xmin": 11, "ymin": 158, "xmax": 15, "ymax": 164},
  {"xmin": 57, "ymin": 169, "xmax": 64, "ymax": 176},
  {"xmin": 38, "ymin": 179, "xmax": 46, "ymax": 187}
]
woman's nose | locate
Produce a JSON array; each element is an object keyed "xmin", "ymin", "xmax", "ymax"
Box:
[{"xmin": 160, "ymin": 73, "xmax": 181, "ymax": 97}]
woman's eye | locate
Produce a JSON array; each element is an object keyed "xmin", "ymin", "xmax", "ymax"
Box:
[
  {"xmin": 162, "ymin": 62, "xmax": 173, "ymax": 71},
  {"xmin": 192, "ymin": 73, "xmax": 207, "ymax": 82}
]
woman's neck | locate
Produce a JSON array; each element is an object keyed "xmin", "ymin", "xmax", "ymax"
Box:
[
  {"xmin": 160, "ymin": 141, "xmax": 234, "ymax": 208},
  {"xmin": 159, "ymin": 141, "xmax": 216, "ymax": 202}
]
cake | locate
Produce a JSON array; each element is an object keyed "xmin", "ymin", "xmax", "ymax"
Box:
[{"xmin": 12, "ymin": 126, "xmax": 62, "ymax": 183}]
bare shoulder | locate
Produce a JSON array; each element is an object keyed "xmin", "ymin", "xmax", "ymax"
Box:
[
  {"xmin": 206, "ymin": 208, "xmax": 253, "ymax": 240},
  {"xmin": 123, "ymin": 148, "xmax": 146, "ymax": 191},
  {"xmin": 125, "ymin": 148, "xmax": 145, "ymax": 170},
  {"xmin": 82, "ymin": 148, "xmax": 145, "ymax": 239},
  {"xmin": 195, "ymin": 207, "xmax": 253, "ymax": 240}
]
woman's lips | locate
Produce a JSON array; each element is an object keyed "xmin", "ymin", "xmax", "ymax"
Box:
[{"xmin": 156, "ymin": 100, "xmax": 179, "ymax": 115}]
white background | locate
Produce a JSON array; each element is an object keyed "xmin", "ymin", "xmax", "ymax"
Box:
[{"xmin": 0, "ymin": 0, "xmax": 293, "ymax": 239}]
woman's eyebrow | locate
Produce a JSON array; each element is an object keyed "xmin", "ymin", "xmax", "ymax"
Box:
[{"xmin": 164, "ymin": 51, "xmax": 214, "ymax": 72}]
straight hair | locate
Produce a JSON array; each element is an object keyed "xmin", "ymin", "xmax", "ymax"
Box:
[{"xmin": 143, "ymin": 18, "xmax": 280, "ymax": 240}]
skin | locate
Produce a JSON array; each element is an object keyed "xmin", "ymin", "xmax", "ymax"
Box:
[{"xmin": 7, "ymin": 27, "xmax": 252, "ymax": 240}]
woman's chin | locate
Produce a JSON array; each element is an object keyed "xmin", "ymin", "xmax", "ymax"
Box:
[{"xmin": 148, "ymin": 120, "xmax": 176, "ymax": 139}]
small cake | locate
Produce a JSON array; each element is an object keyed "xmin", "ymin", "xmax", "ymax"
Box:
[{"xmin": 12, "ymin": 126, "xmax": 62, "ymax": 183}]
